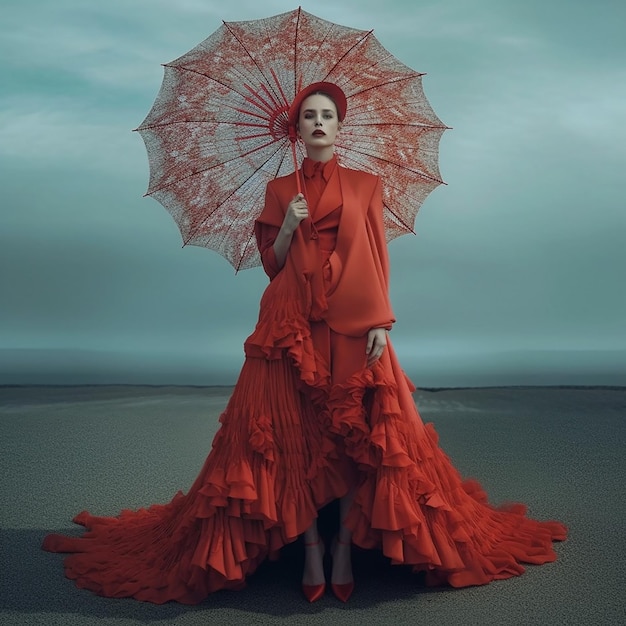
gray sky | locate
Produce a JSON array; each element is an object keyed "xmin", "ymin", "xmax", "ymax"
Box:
[{"xmin": 1, "ymin": 0, "xmax": 624, "ymax": 387}]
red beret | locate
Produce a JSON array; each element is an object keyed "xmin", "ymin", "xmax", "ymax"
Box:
[{"xmin": 287, "ymin": 82, "xmax": 347, "ymax": 133}]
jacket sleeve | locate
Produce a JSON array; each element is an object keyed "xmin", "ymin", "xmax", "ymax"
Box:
[
  {"xmin": 254, "ymin": 181, "xmax": 286, "ymax": 280},
  {"xmin": 367, "ymin": 176, "xmax": 395, "ymax": 330},
  {"xmin": 254, "ymin": 222, "xmax": 281, "ymax": 280}
]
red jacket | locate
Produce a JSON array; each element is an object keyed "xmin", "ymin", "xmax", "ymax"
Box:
[{"xmin": 246, "ymin": 164, "xmax": 394, "ymax": 355}]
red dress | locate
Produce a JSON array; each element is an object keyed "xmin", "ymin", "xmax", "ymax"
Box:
[{"xmin": 42, "ymin": 156, "xmax": 567, "ymax": 604}]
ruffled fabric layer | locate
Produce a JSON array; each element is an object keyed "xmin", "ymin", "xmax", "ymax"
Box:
[
  {"xmin": 329, "ymin": 357, "xmax": 566, "ymax": 588},
  {"xmin": 42, "ymin": 300, "xmax": 566, "ymax": 603}
]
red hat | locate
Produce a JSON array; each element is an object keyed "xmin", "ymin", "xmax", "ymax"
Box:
[{"xmin": 287, "ymin": 82, "xmax": 347, "ymax": 137}]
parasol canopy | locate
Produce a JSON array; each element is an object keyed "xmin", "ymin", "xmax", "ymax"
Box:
[{"xmin": 135, "ymin": 7, "xmax": 448, "ymax": 270}]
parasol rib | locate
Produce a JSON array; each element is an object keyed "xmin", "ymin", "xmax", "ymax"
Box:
[{"xmin": 222, "ymin": 20, "xmax": 288, "ymax": 107}]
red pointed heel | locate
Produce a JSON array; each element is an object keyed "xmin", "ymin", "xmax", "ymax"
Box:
[
  {"xmin": 302, "ymin": 539, "xmax": 326, "ymax": 602},
  {"xmin": 330, "ymin": 581, "xmax": 354, "ymax": 603},
  {"xmin": 302, "ymin": 582, "xmax": 326, "ymax": 603},
  {"xmin": 331, "ymin": 536, "xmax": 354, "ymax": 602}
]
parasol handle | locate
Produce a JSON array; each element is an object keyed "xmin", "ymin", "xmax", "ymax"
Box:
[{"xmin": 290, "ymin": 139, "xmax": 303, "ymax": 196}]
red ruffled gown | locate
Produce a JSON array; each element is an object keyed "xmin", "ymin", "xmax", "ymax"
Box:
[{"xmin": 42, "ymin": 157, "xmax": 567, "ymax": 604}]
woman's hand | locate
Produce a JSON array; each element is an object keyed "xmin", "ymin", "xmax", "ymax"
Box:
[
  {"xmin": 273, "ymin": 194, "xmax": 309, "ymax": 268},
  {"xmin": 282, "ymin": 193, "xmax": 308, "ymax": 234},
  {"xmin": 366, "ymin": 328, "xmax": 387, "ymax": 367}
]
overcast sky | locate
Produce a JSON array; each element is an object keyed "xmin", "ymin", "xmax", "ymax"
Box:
[{"xmin": 1, "ymin": 0, "xmax": 624, "ymax": 387}]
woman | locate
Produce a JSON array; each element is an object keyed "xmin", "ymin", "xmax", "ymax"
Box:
[{"xmin": 42, "ymin": 82, "xmax": 567, "ymax": 605}]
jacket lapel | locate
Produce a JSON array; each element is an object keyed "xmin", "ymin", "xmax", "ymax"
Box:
[{"xmin": 311, "ymin": 163, "xmax": 343, "ymax": 223}]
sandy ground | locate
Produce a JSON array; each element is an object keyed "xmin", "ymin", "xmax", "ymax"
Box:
[{"xmin": 1, "ymin": 385, "xmax": 625, "ymax": 626}]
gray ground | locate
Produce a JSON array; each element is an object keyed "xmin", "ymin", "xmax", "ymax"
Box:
[{"xmin": 1, "ymin": 386, "xmax": 625, "ymax": 626}]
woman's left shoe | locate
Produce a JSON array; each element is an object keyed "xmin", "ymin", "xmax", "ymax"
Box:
[
  {"xmin": 330, "ymin": 536, "xmax": 354, "ymax": 602},
  {"xmin": 330, "ymin": 581, "xmax": 354, "ymax": 603}
]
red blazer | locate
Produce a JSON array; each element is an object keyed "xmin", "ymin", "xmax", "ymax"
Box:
[{"xmin": 248, "ymin": 163, "xmax": 395, "ymax": 343}]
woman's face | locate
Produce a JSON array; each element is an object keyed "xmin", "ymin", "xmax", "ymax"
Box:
[{"xmin": 298, "ymin": 94, "xmax": 341, "ymax": 149}]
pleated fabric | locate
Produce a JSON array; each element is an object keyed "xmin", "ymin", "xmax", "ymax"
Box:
[{"xmin": 42, "ymin": 307, "xmax": 567, "ymax": 604}]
